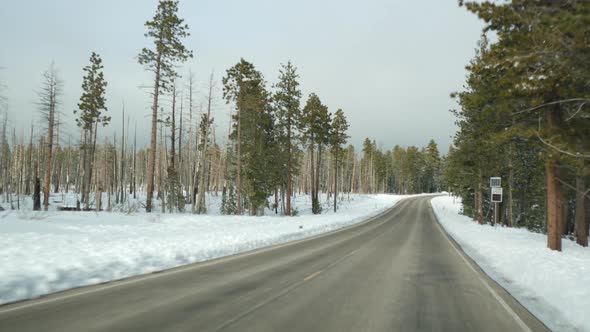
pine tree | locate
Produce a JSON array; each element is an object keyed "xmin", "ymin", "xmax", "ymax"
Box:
[
  {"xmin": 301, "ymin": 93, "xmax": 331, "ymax": 214},
  {"xmin": 138, "ymin": 0, "xmax": 193, "ymax": 213},
  {"xmin": 423, "ymin": 139, "xmax": 441, "ymax": 193},
  {"xmin": 273, "ymin": 61, "xmax": 302, "ymax": 216},
  {"xmin": 223, "ymin": 59, "xmax": 273, "ymax": 215},
  {"xmin": 74, "ymin": 52, "xmax": 109, "ymax": 210},
  {"xmin": 330, "ymin": 109, "xmax": 349, "ymax": 212}
]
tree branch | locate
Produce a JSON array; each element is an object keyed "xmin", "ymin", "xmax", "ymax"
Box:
[
  {"xmin": 556, "ymin": 177, "xmax": 590, "ymax": 200},
  {"xmin": 512, "ymin": 98, "xmax": 589, "ymax": 116},
  {"xmin": 536, "ymin": 132, "xmax": 590, "ymax": 159},
  {"xmin": 565, "ymin": 101, "xmax": 588, "ymax": 122}
]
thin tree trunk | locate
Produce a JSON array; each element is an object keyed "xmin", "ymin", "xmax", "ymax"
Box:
[
  {"xmin": 119, "ymin": 106, "xmax": 125, "ymax": 204},
  {"xmin": 236, "ymin": 109, "xmax": 242, "ymax": 215},
  {"xmin": 547, "ymin": 159, "xmax": 562, "ymax": 251},
  {"xmin": 575, "ymin": 176, "xmax": 587, "ymax": 247},
  {"xmin": 33, "ymin": 164, "xmax": 41, "ymax": 211},
  {"xmin": 334, "ymin": 154, "xmax": 338, "ymax": 213},
  {"xmin": 132, "ymin": 122, "xmax": 137, "ymax": 199},
  {"xmin": 546, "ymin": 106, "xmax": 563, "ymax": 251},
  {"xmin": 179, "ymin": 93, "xmax": 183, "ymax": 176},
  {"xmin": 286, "ymin": 117, "xmax": 292, "ymax": 216},
  {"xmin": 25, "ymin": 125, "xmax": 33, "ymax": 195},
  {"xmin": 197, "ymin": 75, "xmax": 214, "ymax": 214},
  {"xmin": 477, "ymin": 175, "xmax": 483, "ymax": 225},
  {"xmin": 146, "ymin": 55, "xmax": 162, "ymax": 212},
  {"xmin": 170, "ymin": 85, "xmax": 177, "ymax": 169},
  {"xmin": 310, "ymin": 143, "xmax": 316, "ymax": 213},
  {"xmin": 43, "ymin": 84, "xmax": 56, "ymax": 211}
]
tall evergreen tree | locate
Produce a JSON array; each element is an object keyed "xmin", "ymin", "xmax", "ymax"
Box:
[
  {"xmin": 273, "ymin": 61, "xmax": 302, "ymax": 216},
  {"xmin": 301, "ymin": 93, "xmax": 331, "ymax": 214},
  {"xmin": 74, "ymin": 52, "xmax": 109, "ymax": 210},
  {"xmin": 423, "ymin": 139, "xmax": 441, "ymax": 193},
  {"xmin": 223, "ymin": 59, "xmax": 274, "ymax": 215},
  {"xmin": 138, "ymin": 0, "xmax": 193, "ymax": 213},
  {"xmin": 330, "ymin": 109, "xmax": 349, "ymax": 212}
]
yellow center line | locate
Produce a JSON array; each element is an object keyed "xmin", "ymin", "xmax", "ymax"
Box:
[{"xmin": 303, "ymin": 270, "xmax": 322, "ymax": 282}]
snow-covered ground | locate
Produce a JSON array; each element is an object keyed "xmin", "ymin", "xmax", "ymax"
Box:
[
  {"xmin": 0, "ymin": 193, "xmax": 413, "ymax": 305},
  {"xmin": 431, "ymin": 195, "xmax": 590, "ymax": 332}
]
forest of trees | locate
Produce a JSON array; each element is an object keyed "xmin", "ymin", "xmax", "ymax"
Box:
[
  {"xmin": 0, "ymin": 0, "xmax": 443, "ymax": 218},
  {"xmin": 5, "ymin": 0, "xmax": 586, "ymax": 256},
  {"xmin": 2, "ymin": 0, "xmax": 587, "ymax": 256},
  {"xmin": 446, "ymin": 1, "xmax": 590, "ymax": 251}
]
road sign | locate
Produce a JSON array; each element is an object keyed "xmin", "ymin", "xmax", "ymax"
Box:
[
  {"xmin": 490, "ymin": 177, "xmax": 501, "ymax": 188},
  {"xmin": 491, "ymin": 187, "xmax": 503, "ymax": 203}
]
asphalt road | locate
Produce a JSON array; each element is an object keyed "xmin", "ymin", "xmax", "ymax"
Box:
[{"xmin": 0, "ymin": 196, "xmax": 550, "ymax": 332}]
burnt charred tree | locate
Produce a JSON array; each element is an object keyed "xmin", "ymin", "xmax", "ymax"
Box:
[
  {"xmin": 38, "ymin": 63, "xmax": 62, "ymax": 211},
  {"xmin": 196, "ymin": 73, "xmax": 215, "ymax": 214}
]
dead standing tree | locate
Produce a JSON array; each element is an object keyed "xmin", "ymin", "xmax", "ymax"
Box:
[
  {"xmin": 37, "ymin": 63, "xmax": 62, "ymax": 211},
  {"xmin": 196, "ymin": 73, "xmax": 215, "ymax": 214}
]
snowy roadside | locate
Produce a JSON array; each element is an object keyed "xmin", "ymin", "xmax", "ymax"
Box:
[
  {"xmin": 0, "ymin": 194, "xmax": 415, "ymax": 306},
  {"xmin": 431, "ymin": 195, "xmax": 590, "ymax": 332}
]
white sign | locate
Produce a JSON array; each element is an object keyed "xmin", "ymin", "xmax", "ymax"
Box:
[
  {"xmin": 491, "ymin": 187, "xmax": 503, "ymax": 203},
  {"xmin": 490, "ymin": 177, "xmax": 501, "ymax": 188}
]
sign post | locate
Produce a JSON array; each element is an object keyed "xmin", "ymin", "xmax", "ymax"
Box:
[{"xmin": 490, "ymin": 178, "xmax": 502, "ymax": 226}]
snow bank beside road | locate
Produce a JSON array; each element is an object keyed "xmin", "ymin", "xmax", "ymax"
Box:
[
  {"xmin": 0, "ymin": 194, "xmax": 409, "ymax": 305},
  {"xmin": 431, "ymin": 195, "xmax": 590, "ymax": 332}
]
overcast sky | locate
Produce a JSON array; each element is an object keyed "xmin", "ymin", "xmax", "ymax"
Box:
[{"xmin": 0, "ymin": 0, "xmax": 483, "ymax": 153}]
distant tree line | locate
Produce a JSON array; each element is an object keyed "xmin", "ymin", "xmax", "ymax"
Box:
[{"xmin": 0, "ymin": 0, "xmax": 443, "ymax": 217}]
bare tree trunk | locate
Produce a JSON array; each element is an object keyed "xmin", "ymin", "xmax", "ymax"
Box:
[
  {"xmin": 310, "ymin": 144, "xmax": 316, "ymax": 213},
  {"xmin": 197, "ymin": 74, "xmax": 214, "ymax": 214},
  {"xmin": 33, "ymin": 165, "xmax": 41, "ymax": 211},
  {"xmin": 146, "ymin": 56, "xmax": 162, "ymax": 212},
  {"xmin": 132, "ymin": 122, "xmax": 137, "ymax": 199},
  {"xmin": 157, "ymin": 122, "xmax": 164, "ymax": 206},
  {"xmin": 42, "ymin": 71, "xmax": 58, "ymax": 211},
  {"xmin": 477, "ymin": 175, "xmax": 483, "ymax": 225},
  {"xmin": 95, "ymin": 146, "xmax": 101, "ymax": 211},
  {"xmin": 89, "ymin": 121, "xmax": 99, "ymax": 208},
  {"xmin": 25, "ymin": 125, "xmax": 33, "ymax": 195},
  {"xmin": 170, "ymin": 85, "xmax": 177, "ymax": 168},
  {"xmin": 53, "ymin": 113, "xmax": 61, "ymax": 194},
  {"xmin": 274, "ymin": 188, "xmax": 279, "ymax": 214},
  {"xmin": 334, "ymin": 154, "xmax": 338, "ymax": 213},
  {"xmin": 187, "ymin": 71, "xmax": 196, "ymax": 212},
  {"xmin": 547, "ymin": 159, "xmax": 562, "ymax": 251},
  {"xmin": 546, "ymin": 107, "xmax": 563, "ymax": 251},
  {"xmin": 575, "ymin": 176, "xmax": 587, "ymax": 247},
  {"xmin": 236, "ymin": 109, "xmax": 242, "ymax": 215},
  {"xmin": 507, "ymin": 155, "xmax": 514, "ymax": 227},
  {"xmin": 119, "ymin": 106, "xmax": 125, "ymax": 204},
  {"xmin": 286, "ymin": 115, "xmax": 292, "ymax": 216},
  {"xmin": 351, "ymin": 156, "xmax": 356, "ymax": 194},
  {"xmin": 315, "ymin": 144, "xmax": 322, "ymax": 213},
  {"xmin": 179, "ymin": 92, "xmax": 183, "ymax": 175}
]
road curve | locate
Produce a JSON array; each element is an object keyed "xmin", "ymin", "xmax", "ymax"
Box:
[{"xmin": 0, "ymin": 196, "xmax": 550, "ymax": 332}]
